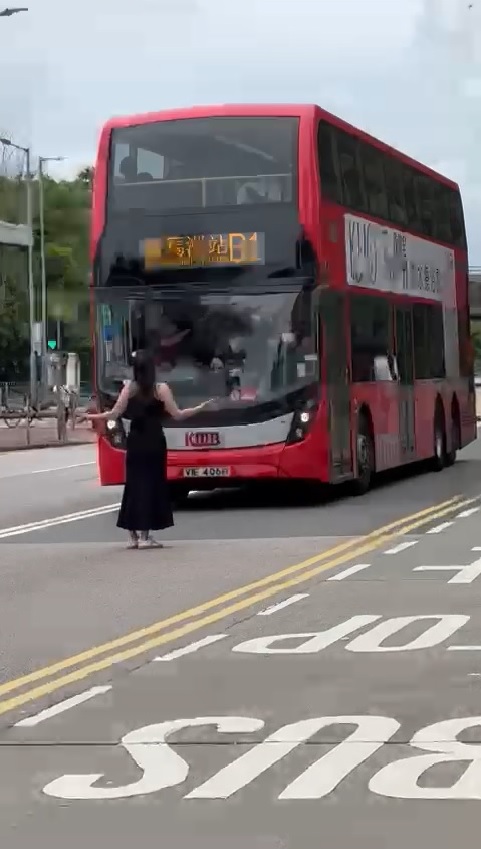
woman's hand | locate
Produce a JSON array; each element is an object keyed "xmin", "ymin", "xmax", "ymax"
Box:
[
  {"xmin": 77, "ymin": 412, "xmax": 103, "ymax": 423},
  {"xmin": 202, "ymin": 397, "xmax": 220, "ymax": 411}
]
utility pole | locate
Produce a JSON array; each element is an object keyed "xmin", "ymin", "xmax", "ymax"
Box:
[
  {"xmin": 38, "ymin": 155, "xmax": 64, "ymax": 387},
  {"xmin": 0, "ymin": 138, "xmax": 35, "ymax": 402},
  {"xmin": 0, "ymin": 7, "xmax": 28, "ymax": 16}
]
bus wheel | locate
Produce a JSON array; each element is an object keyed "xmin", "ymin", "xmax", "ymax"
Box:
[
  {"xmin": 352, "ymin": 414, "xmax": 375, "ymax": 496},
  {"xmin": 445, "ymin": 411, "xmax": 460, "ymax": 468},
  {"xmin": 170, "ymin": 483, "xmax": 190, "ymax": 509},
  {"xmin": 431, "ymin": 410, "xmax": 446, "ymax": 472}
]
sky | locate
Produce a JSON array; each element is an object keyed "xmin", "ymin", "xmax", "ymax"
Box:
[{"xmin": 1, "ymin": 0, "xmax": 481, "ymax": 260}]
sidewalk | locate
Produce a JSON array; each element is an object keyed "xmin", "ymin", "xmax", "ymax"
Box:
[{"xmin": 0, "ymin": 418, "xmax": 96, "ymax": 452}]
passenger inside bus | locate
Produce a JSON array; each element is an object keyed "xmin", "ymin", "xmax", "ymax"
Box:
[
  {"xmin": 118, "ymin": 155, "xmax": 154, "ymax": 183},
  {"xmin": 237, "ymin": 176, "xmax": 283, "ymax": 204}
]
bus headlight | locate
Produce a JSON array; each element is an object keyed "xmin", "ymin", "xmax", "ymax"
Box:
[
  {"xmin": 104, "ymin": 417, "xmax": 126, "ymax": 448},
  {"xmin": 286, "ymin": 400, "xmax": 318, "ymax": 445}
]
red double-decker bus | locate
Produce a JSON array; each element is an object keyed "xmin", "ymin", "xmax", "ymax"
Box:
[{"xmin": 90, "ymin": 104, "xmax": 476, "ymax": 498}]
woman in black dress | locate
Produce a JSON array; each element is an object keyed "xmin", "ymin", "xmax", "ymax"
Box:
[{"xmin": 86, "ymin": 350, "xmax": 212, "ymax": 550}]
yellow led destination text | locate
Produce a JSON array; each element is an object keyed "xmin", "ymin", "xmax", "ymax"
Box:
[{"xmin": 143, "ymin": 232, "xmax": 264, "ymax": 269}]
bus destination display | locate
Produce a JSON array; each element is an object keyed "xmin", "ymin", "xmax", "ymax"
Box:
[{"xmin": 143, "ymin": 232, "xmax": 265, "ymax": 270}]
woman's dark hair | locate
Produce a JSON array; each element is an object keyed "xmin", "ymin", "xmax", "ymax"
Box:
[{"xmin": 132, "ymin": 349, "xmax": 156, "ymax": 397}]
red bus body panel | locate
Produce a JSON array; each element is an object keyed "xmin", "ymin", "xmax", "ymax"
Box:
[{"xmin": 92, "ymin": 103, "xmax": 476, "ymax": 487}]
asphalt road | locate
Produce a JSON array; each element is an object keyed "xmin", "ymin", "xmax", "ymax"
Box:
[{"xmin": 2, "ymin": 437, "xmax": 481, "ymax": 846}]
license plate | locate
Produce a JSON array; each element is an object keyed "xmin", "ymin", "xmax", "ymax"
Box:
[{"xmin": 183, "ymin": 466, "xmax": 231, "ymax": 478}]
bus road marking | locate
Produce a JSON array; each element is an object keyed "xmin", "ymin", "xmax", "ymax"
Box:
[
  {"xmin": 14, "ymin": 686, "xmax": 112, "ymax": 727},
  {"xmin": 328, "ymin": 563, "xmax": 370, "ymax": 581},
  {"xmin": 384, "ymin": 541, "xmax": 418, "ymax": 555},
  {"xmin": 0, "ymin": 494, "xmax": 475, "ymax": 718},
  {"xmin": 41, "ymin": 713, "xmax": 481, "ymax": 802},
  {"xmin": 232, "ymin": 615, "xmax": 469, "ymax": 656},
  {"xmin": 426, "ymin": 522, "xmax": 454, "ymax": 534},
  {"xmin": 257, "ymin": 594, "xmax": 309, "ymax": 616},
  {"xmin": 414, "ymin": 557, "xmax": 481, "ymax": 584},
  {"xmin": 153, "ymin": 635, "xmax": 228, "ymax": 662}
]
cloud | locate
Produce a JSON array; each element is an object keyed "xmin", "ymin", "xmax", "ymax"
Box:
[{"xmin": 1, "ymin": 0, "xmax": 481, "ymax": 259}]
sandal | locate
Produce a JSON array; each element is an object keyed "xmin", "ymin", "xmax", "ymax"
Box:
[
  {"xmin": 138, "ymin": 536, "xmax": 163, "ymax": 549},
  {"xmin": 127, "ymin": 532, "xmax": 139, "ymax": 549}
]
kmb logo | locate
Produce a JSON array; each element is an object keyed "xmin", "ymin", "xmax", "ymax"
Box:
[{"xmin": 185, "ymin": 431, "xmax": 221, "ymax": 448}]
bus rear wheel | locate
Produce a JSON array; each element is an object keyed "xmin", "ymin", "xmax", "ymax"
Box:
[
  {"xmin": 431, "ymin": 410, "xmax": 446, "ymax": 472},
  {"xmin": 445, "ymin": 410, "xmax": 460, "ymax": 468},
  {"xmin": 352, "ymin": 414, "xmax": 375, "ymax": 496}
]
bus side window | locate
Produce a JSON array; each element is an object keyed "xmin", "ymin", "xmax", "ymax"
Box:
[
  {"xmin": 334, "ymin": 130, "xmax": 366, "ymax": 212},
  {"xmin": 402, "ymin": 166, "xmax": 420, "ymax": 232},
  {"xmin": 359, "ymin": 143, "xmax": 388, "ymax": 220},
  {"xmin": 350, "ymin": 294, "xmax": 391, "ymax": 382},
  {"xmin": 373, "ymin": 353, "xmax": 398, "ymax": 382},
  {"xmin": 413, "ymin": 304, "xmax": 446, "ymax": 378},
  {"xmin": 318, "ymin": 122, "xmax": 342, "ymax": 203},
  {"xmin": 384, "ymin": 158, "xmax": 407, "ymax": 226},
  {"xmin": 415, "ymin": 174, "xmax": 435, "ymax": 238},
  {"xmin": 447, "ymin": 188, "xmax": 466, "ymax": 248},
  {"xmin": 413, "ymin": 305, "xmax": 428, "ymax": 379},
  {"xmin": 432, "ymin": 184, "xmax": 451, "ymax": 243}
]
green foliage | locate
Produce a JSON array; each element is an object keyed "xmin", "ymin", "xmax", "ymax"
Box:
[
  {"xmin": 0, "ymin": 167, "xmax": 91, "ymax": 382},
  {"xmin": 0, "ymin": 271, "xmax": 29, "ymax": 381},
  {"xmin": 0, "ymin": 175, "xmax": 26, "ymax": 224}
]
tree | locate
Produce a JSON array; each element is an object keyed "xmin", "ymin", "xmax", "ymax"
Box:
[
  {"xmin": 0, "ymin": 165, "xmax": 92, "ymax": 383},
  {"xmin": 0, "ymin": 271, "xmax": 29, "ymax": 382},
  {"xmin": 36, "ymin": 170, "xmax": 91, "ymax": 362},
  {"xmin": 77, "ymin": 166, "xmax": 94, "ymax": 189}
]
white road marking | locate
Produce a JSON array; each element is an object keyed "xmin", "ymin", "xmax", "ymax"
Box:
[
  {"xmin": 384, "ymin": 541, "xmax": 418, "ymax": 555},
  {"xmin": 426, "ymin": 522, "xmax": 454, "ymax": 534},
  {"xmin": 153, "ymin": 635, "xmax": 228, "ymax": 661},
  {"xmin": 0, "ymin": 503, "xmax": 120, "ymax": 539},
  {"xmin": 448, "ymin": 645, "xmax": 481, "ymax": 651},
  {"xmin": 472, "ymin": 547, "xmax": 481, "ymax": 551},
  {"xmin": 31, "ymin": 462, "xmax": 96, "ymax": 475},
  {"xmin": 187, "ymin": 716, "xmax": 399, "ymax": 801},
  {"xmin": 456, "ymin": 507, "xmax": 480, "ymax": 518},
  {"xmin": 414, "ymin": 558, "xmax": 481, "ymax": 584},
  {"xmin": 14, "ymin": 685, "xmax": 111, "ymax": 727},
  {"xmin": 328, "ymin": 563, "xmax": 370, "ymax": 581},
  {"xmin": 42, "ymin": 713, "xmax": 481, "ymax": 802},
  {"xmin": 232, "ymin": 616, "xmax": 381, "ymax": 655},
  {"xmin": 257, "ymin": 594, "xmax": 309, "ymax": 616},
  {"xmin": 346, "ymin": 615, "xmax": 469, "ymax": 653}
]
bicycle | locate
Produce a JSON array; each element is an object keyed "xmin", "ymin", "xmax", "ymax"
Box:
[{"xmin": 0, "ymin": 385, "xmax": 39, "ymax": 428}]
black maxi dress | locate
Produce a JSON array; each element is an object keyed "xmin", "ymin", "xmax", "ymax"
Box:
[{"xmin": 117, "ymin": 392, "xmax": 174, "ymax": 533}]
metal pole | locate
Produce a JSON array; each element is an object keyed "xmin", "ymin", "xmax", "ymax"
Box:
[
  {"xmin": 25, "ymin": 147, "xmax": 35, "ymax": 405},
  {"xmin": 39, "ymin": 157, "xmax": 47, "ymax": 386},
  {"xmin": 0, "ymin": 8, "xmax": 29, "ymax": 17}
]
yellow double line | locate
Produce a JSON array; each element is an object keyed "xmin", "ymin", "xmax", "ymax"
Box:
[{"xmin": 1, "ymin": 493, "xmax": 477, "ymax": 718}]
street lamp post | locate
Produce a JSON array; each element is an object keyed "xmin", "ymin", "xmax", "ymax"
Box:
[
  {"xmin": 38, "ymin": 155, "xmax": 64, "ymax": 379},
  {"xmin": 0, "ymin": 7, "xmax": 28, "ymax": 16},
  {"xmin": 0, "ymin": 137, "xmax": 35, "ymax": 403}
]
